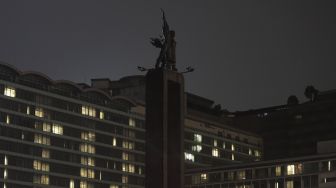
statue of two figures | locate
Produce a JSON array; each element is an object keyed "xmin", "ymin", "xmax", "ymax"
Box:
[{"xmin": 151, "ymin": 10, "xmax": 177, "ymax": 71}]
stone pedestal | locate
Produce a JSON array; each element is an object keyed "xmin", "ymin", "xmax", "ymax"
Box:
[{"xmin": 145, "ymin": 69, "xmax": 185, "ymax": 188}]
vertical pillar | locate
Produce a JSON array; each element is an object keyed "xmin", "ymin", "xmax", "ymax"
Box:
[{"xmin": 145, "ymin": 69, "xmax": 185, "ymax": 188}]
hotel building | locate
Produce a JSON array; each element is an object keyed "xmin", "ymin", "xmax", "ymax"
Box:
[
  {"xmin": 0, "ymin": 62, "xmax": 262, "ymax": 188},
  {"xmin": 185, "ymin": 153, "xmax": 336, "ymax": 188}
]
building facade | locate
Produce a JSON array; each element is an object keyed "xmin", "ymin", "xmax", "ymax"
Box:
[
  {"xmin": 0, "ymin": 63, "xmax": 146, "ymax": 188},
  {"xmin": 184, "ymin": 85, "xmax": 336, "ymax": 188},
  {"xmin": 185, "ymin": 154, "xmax": 336, "ymax": 188},
  {"xmin": 0, "ymin": 63, "xmax": 262, "ymax": 188}
]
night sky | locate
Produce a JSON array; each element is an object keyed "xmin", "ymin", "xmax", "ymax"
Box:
[{"xmin": 1, "ymin": 1, "xmax": 336, "ymax": 111}]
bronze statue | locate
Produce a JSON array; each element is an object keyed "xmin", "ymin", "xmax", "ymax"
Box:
[{"xmin": 151, "ymin": 9, "xmax": 177, "ymax": 71}]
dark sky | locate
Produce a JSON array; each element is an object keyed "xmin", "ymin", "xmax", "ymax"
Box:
[{"xmin": 1, "ymin": 1, "xmax": 336, "ymax": 111}]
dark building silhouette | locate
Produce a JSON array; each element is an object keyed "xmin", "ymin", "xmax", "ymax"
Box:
[{"xmin": 233, "ymin": 90, "xmax": 336, "ymax": 160}]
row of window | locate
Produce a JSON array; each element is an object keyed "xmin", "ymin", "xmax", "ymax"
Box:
[
  {"xmin": 80, "ymin": 168, "xmax": 95, "ymax": 179},
  {"xmin": 3, "ymin": 122, "xmax": 139, "ymax": 162},
  {"xmin": 193, "ymin": 134, "xmax": 261, "ymax": 158},
  {"xmin": 190, "ymin": 160, "xmax": 335, "ymax": 185},
  {"xmin": 3, "ymin": 113, "xmax": 140, "ymax": 153},
  {"xmin": 4, "ymin": 87, "xmax": 15, "ymax": 98},
  {"xmin": 185, "ymin": 151, "xmax": 236, "ymax": 162},
  {"xmin": 1, "ymin": 86, "xmax": 141, "ymax": 187},
  {"xmin": 35, "ymin": 121, "xmax": 63, "ymax": 135},
  {"xmin": 3, "ymin": 86, "xmax": 140, "ymax": 128},
  {"xmin": 33, "ymin": 160, "xmax": 50, "ymax": 172}
]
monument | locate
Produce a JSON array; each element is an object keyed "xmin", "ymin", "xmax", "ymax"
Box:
[{"xmin": 145, "ymin": 10, "xmax": 185, "ymax": 188}]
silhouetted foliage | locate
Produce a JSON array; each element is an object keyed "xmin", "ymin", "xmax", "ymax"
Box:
[
  {"xmin": 212, "ymin": 104, "xmax": 229, "ymax": 116},
  {"xmin": 213, "ymin": 104, "xmax": 222, "ymax": 115},
  {"xmin": 287, "ymin": 95, "xmax": 299, "ymax": 105},
  {"xmin": 304, "ymin": 85, "xmax": 319, "ymax": 102}
]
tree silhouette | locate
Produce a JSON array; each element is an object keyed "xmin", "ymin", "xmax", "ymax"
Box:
[
  {"xmin": 304, "ymin": 85, "xmax": 319, "ymax": 102},
  {"xmin": 287, "ymin": 95, "xmax": 299, "ymax": 105}
]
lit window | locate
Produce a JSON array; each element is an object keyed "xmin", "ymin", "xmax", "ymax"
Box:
[
  {"xmin": 287, "ymin": 165, "xmax": 295, "ymax": 175},
  {"xmin": 80, "ymin": 181, "xmax": 87, "ymax": 188},
  {"xmin": 275, "ymin": 166, "xmax": 281, "ymax": 176},
  {"xmin": 231, "ymin": 144, "xmax": 235, "ymax": 151},
  {"xmin": 237, "ymin": 170, "xmax": 245, "ymax": 180},
  {"xmin": 80, "ymin": 168, "xmax": 95, "ymax": 178},
  {"xmin": 80, "ymin": 181, "xmax": 93, "ymax": 188},
  {"xmin": 4, "ymin": 155, "xmax": 8, "ymax": 165},
  {"xmin": 122, "ymin": 152, "xmax": 129, "ymax": 160},
  {"xmin": 5, "ymin": 115, "xmax": 10, "ymax": 124},
  {"xmin": 213, "ymin": 139, "xmax": 217, "ymax": 147},
  {"xmin": 81, "ymin": 106, "xmax": 96, "ymax": 117},
  {"xmin": 34, "ymin": 134, "xmax": 50, "ymax": 145},
  {"xmin": 223, "ymin": 142, "xmax": 226, "ymax": 149},
  {"xmin": 81, "ymin": 131, "xmax": 95, "ymax": 142},
  {"xmin": 35, "ymin": 107, "xmax": 44, "ymax": 118},
  {"xmin": 3, "ymin": 183, "xmax": 6, "ymax": 188},
  {"xmin": 184, "ymin": 152, "xmax": 195, "ymax": 162},
  {"xmin": 4, "ymin": 169, "xmax": 7, "ymax": 179},
  {"xmin": 286, "ymin": 180, "xmax": 294, "ymax": 188},
  {"xmin": 328, "ymin": 161, "xmax": 331, "ymax": 171},
  {"xmin": 110, "ymin": 185, "xmax": 118, "ymax": 188},
  {"xmin": 191, "ymin": 145, "xmax": 202, "ymax": 152},
  {"xmin": 122, "ymin": 141, "xmax": 135, "ymax": 150},
  {"xmin": 4, "ymin": 87, "xmax": 16, "ymax": 97},
  {"xmin": 42, "ymin": 149, "xmax": 50, "ymax": 158},
  {"xmin": 122, "ymin": 163, "xmax": 135, "ymax": 173},
  {"xmin": 231, "ymin": 154, "xmax": 235, "ymax": 160},
  {"xmin": 129, "ymin": 118, "xmax": 136, "ymax": 127},
  {"xmin": 194, "ymin": 134, "xmax": 202, "ymax": 142},
  {"xmin": 287, "ymin": 164, "xmax": 302, "ymax": 175},
  {"xmin": 80, "ymin": 181, "xmax": 86, "ymax": 188},
  {"xmin": 52, "ymin": 124, "xmax": 63, "ymax": 135},
  {"xmin": 41, "ymin": 175, "xmax": 49, "ymax": 185},
  {"xmin": 33, "ymin": 160, "xmax": 49, "ymax": 171},
  {"xmin": 200, "ymin": 173, "xmax": 207, "ymax": 182},
  {"xmin": 79, "ymin": 143, "xmax": 95, "ymax": 154},
  {"xmin": 212, "ymin": 148, "xmax": 219, "ymax": 157},
  {"xmin": 122, "ymin": 175, "xmax": 128, "ymax": 183},
  {"xmin": 139, "ymin": 167, "xmax": 142, "ymax": 175},
  {"xmin": 81, "ymin": 156, "xmax": 95, "ymax": 166},
  {"xmin": 248, "ymin": 148, "xmax": 252, "ymax": 155},
  {"xmin": 275, "ymin": 182, "xmax": 279, "ymax": 188},
  {"xmin": 42, "ymin": 122, "xmax": 51, "ymax": 132},
  {"xmin": 27, "ymin": 106, "xmax": 30, "ymax": 115},
  {"xmin": 99, "ymin": 111, "xmax": 104, "ymax": 120},
  {"xmin": 112, "ymin": 137, "xmax": 117, "ymax": 146},
  {"xmin": 70, "ymin": 179, "xmax": 75, "ymax": 188},
  {"xmin": 254, "ymin": 150, "xmax": 261, "ymax": 157}
]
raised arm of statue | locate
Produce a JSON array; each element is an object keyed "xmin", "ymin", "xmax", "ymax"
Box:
[{"xmin": 150, "ymin": 9, "xmax": 177, "ymax": 71}]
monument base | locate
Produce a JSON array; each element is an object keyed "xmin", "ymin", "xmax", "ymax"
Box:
[{"xmin": 145, "ymin": 69, "xmax": 185, "ymax": 188}]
